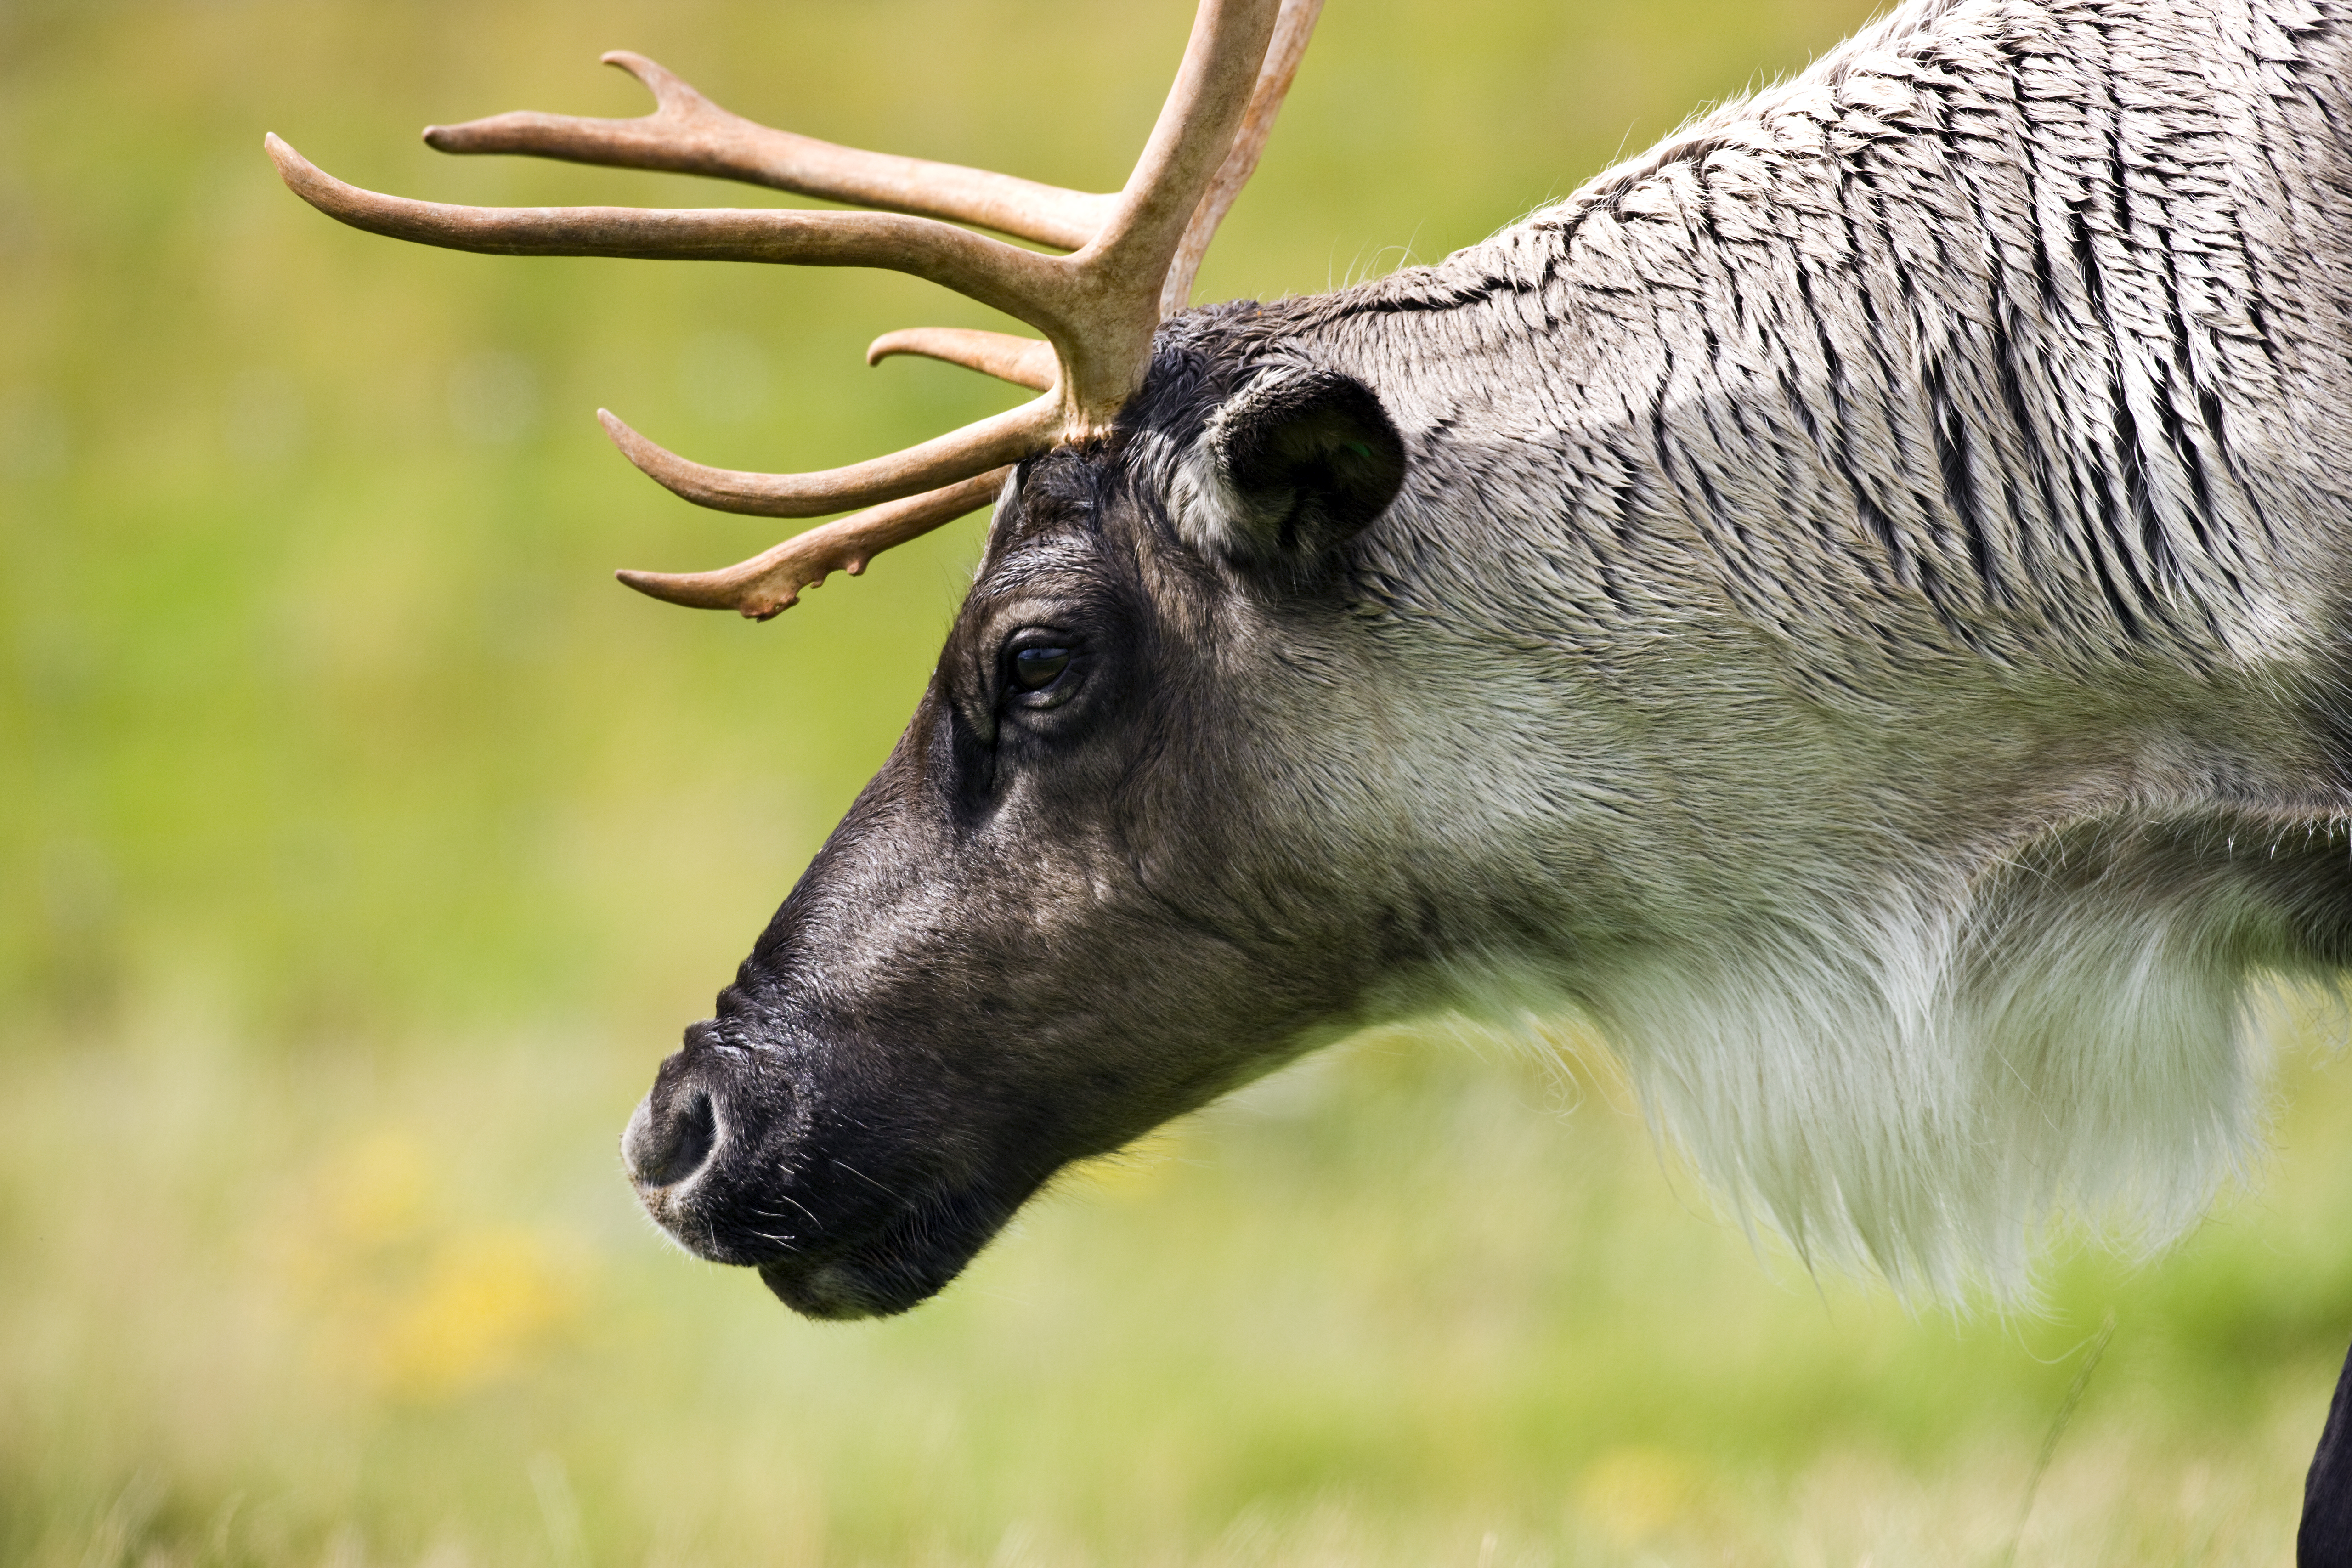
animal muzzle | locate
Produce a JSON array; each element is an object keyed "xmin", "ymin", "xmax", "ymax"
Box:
[
  {"xmin": 620, "ymin": 1018, "xmax": 1044, "ymax": 1319},
  {"xmin": 621, "ymin": 1049, "xmax": 722, "ymax": 1193},
  {"xmin": 621, "ymin": 1022, "xmax": 808, "ymax": 1269}
]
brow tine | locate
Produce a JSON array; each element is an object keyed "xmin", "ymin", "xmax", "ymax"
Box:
[
  {"xmin": 615, "ymin": 466, "xmax": 1013, "ymax": 618},
  {"xmin": 865, "ymin": 329, "xmax": 1059, "ymax": 391},
  {"xmin": 424, "ymin": 51, "xmax": 1114, "ymax": 252},
  {"xmin": 598, "ymin": 398, "xmax": 1058, "ymax": 518},
  {"xmin": 1160, "ymin": 0, "xmax": 1324, "ymax": 315},
  {"xmin": 266, "ymin": 136, "xmax": 1075, "ymax": 337}
]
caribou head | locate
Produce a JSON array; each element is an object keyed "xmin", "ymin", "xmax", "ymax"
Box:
[{"xmin": 271, "ymin": 1, "xmax": 1450, "ymax": 1317}]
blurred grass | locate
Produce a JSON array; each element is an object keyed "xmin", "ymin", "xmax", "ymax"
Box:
[{"xmin": 3, "ymin": 0, "xmax": 2346, "ymax": 1562}]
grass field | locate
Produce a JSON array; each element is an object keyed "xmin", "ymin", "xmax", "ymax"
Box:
[
  {"xmin": 6, "ymin": 0, "xmax": 2348, "ymax": 1562},
  {"xmin": 9, "ymin": 1010, "xmax": 2352, "ymax": 1565}
]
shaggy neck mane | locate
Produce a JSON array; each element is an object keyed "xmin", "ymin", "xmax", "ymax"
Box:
[{"xmin": 1577, "ymin": 830, "xmax": 2325, "ymax": 1300}]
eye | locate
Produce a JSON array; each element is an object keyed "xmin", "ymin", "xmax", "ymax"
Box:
[{"xmin": 1011, "ymin": 645, "xmax": 1073, "ymax": 692}]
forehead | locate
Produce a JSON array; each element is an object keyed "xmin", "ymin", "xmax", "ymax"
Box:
[
  {"xmin": 970, "ymin": 447, "xmax": 1118, "ymax": 598},
  {"xmin": 963, "ymin": 303, "xmax": 1282, "ymax": 608},
  {"xmin": 998, "ymin": 446, "xmax": 1102, "ymax": 536}
]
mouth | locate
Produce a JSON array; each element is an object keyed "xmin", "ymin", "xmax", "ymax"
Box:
[{"xmin": 753, "ymin": 1179, "xmax": 1028, "ymax": 1320}]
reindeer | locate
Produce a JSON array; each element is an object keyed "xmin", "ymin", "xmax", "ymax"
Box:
[{"xmin": 270, "ymin": 0, "xmax": 2352, "ymax": 1551}]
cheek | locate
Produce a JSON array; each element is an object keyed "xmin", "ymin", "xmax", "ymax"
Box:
[{"xmin": 970, "ymin": 791, "xmax": 1138, "ymax": 928}]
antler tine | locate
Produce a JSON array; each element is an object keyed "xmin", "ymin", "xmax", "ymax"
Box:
[
  {"xmin": 616, "ymin": 467, "xmax": 1014, "ymax": 620},
  {"xmin": 865, "ymin": 0, "xmax": 1315, "ymax": 403},
  {"xmin": 598, "ymin": 399, "xmax": 1057, "ymax": 517},
  {"xmin": 1044, "ymin": 0, "xmax": 1283, "ymax": 431},
  {"xmin": 424, "ymin": 51, "xmax": 1114, "ymax": 253},
  {"xmin": 268, "ymin": 135, "xmax": 1070, "ymax": 328},
  {"xmin": 1161, "ymin": 0, "xmax": 1326, "ymax": 316},
  {"xmin": 866, "ymin": 329, "xmax": 1060, "ymax": 391}
]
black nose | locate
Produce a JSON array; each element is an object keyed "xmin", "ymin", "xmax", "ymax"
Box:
[{"xmin": 622, "ymin": 1054, "xmax": 719, "ymax": 1189}]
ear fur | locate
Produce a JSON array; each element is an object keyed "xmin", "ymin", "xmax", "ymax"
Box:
[{"xmin": 1193, "ymin": 368, "xmax": 1407, "ymax": 572}]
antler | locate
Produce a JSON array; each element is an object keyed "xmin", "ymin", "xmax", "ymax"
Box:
[
  {"xmin": 423, "ymin": 51, "xmax": 1115, "ymax": 252},
  {"xmin": 268, "ymin": 0, "xmax": 1323, "ymax": 615},
  {"xmin": 614, "ymin": 467, "xmax": 1018, "ymax": 621}
]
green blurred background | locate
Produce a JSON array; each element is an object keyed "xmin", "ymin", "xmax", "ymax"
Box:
[{"xmin": 6, "ymin": 0, "xmax": 2351, "ymax": 1562}]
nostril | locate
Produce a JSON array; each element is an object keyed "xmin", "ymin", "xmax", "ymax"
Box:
[{"xmin": 623, "ymin": 1087, "xmax": 718, "ymax": 1189}]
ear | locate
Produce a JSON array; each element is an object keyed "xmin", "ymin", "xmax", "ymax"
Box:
[{"xmin": 1198, "ymin": 368, "xmax": 1407, "ymax": 571}]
